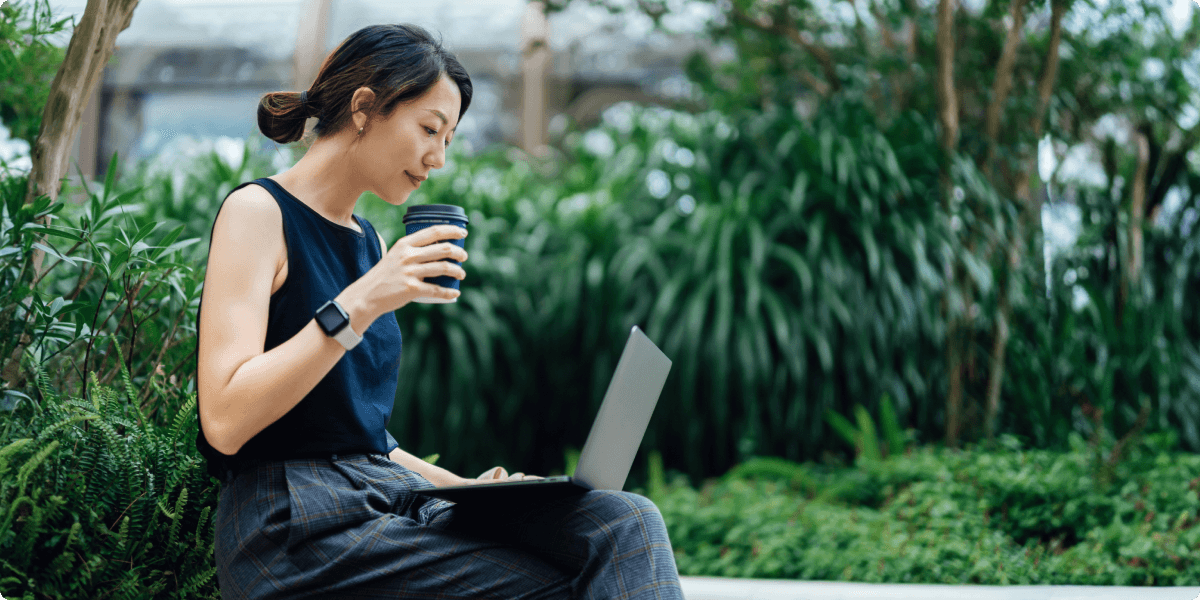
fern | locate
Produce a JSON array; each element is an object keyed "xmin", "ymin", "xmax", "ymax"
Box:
[
  {"xmin": 116, "ymin": 515, "xmax": 129, "ymax": 553},
  {"xmin": 48, "ymin": 521, "xmax": 82, "ymax": 575},
  {"xmin": 0, "ymin": 438, "xmax": 32, "ymax": 479},
  {"xmin": 180, "ymin": 565, "xmax": 216, "ymax": 595},
  {"xmin": 109, "ymin": 337, "xmax": 142, "ymax": 417},
  {"xmin": 1, "ymin": 440, "xmax": 60, "ymax": 536},
  {"xmin": 77, "ymin": 437, "xmax": 101, "ymax": 507},
  {"xmin": 12, "ymin": 494, "xmax": 65, "ymax": 570},
  {"xmin": 37, "ymin": 414, "xmax": 98, "ymax": 441},
  {"xmin": 193, "ymin": 505, "xmax": 211, "ymax": 549},
  {"xmin": 170, "ymin": 393, "xmax": 197, "ymax": 449},
  {"xmin": 34, "ymin": 365, "xmax": 57, "ymax": 405},
  {"xmin": 167, "ymin": 486, "xmax": 187, "ymax": 549}
]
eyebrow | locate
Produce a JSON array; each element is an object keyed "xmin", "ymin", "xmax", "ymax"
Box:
[{"xmin": 426, "ymin": 109, "xmax": 456, "ymax": 131}]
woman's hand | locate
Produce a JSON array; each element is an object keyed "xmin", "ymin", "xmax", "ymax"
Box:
[
  {"xmin": 466, "ymin": 466, "xmax": 544, "ymax": 485},
  {"xmin": 341, "ymin": 225, "xmax": 468, "ymax": 319}
]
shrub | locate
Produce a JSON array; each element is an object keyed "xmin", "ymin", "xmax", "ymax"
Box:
[
  {"xmin": 657, "ymin": 436, "xmax": 1200, "ymax": 585},
  {"xmin": 0, "ymin": 374, "xmax": 217, "ymax": 599}
]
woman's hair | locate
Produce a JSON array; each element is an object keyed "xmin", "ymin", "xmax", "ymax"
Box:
[{"xmin": 258, "ymin": 24, "xmax": 473, "ymax": 144}]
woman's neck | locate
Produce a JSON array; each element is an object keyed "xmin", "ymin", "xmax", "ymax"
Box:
[{"xmin": 271, "ymin": 133, "xmax": 364, "ymax": 229}]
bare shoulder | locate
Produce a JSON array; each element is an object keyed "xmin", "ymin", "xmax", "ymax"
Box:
[
  {"xmin": 210, "ymin": 183, "xmax": 285, "ymax": 259},
  {"xmin": 214, "ymin": 182, "xmax": 282, "ymax": 235}
]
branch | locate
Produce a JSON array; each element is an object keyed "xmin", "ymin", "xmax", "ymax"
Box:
[
  {"xmin": 1148, "ymin": 135, "xmax": 1198, "ymax": 219},
  {"xmin": 983, "ymin": 0, "xmax": 1029, "ymax": 174},
  {"xmin": 1030, "ymin": 0, "xmax": 1067, "ymax": 141},
  {"xmin": 728, "ymin": 5, "xmax": 841, "ymax": 93}
]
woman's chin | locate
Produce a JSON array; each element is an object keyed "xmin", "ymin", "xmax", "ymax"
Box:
[{"xmin": 382, "ymin": 190, "xmax": 413, "ymax": 206}]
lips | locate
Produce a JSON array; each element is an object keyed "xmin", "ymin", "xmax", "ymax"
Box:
[{"xmin": 406, "ymin": 172, "xmax": 422, "ymax": 188}]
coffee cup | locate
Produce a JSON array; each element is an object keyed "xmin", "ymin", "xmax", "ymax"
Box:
[{"xmin": 402, "ymin": 204, "xmax": 468, "ymax": 304}]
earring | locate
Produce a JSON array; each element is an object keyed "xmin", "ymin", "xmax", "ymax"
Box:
[{"xmin": 358, "ymin": 126, "xmax": 364, "ymax": 136}]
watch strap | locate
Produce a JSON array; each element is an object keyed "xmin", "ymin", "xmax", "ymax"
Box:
[{"xmin": 332, "ymin": 322, "xmax": 362, "ymax": 350}]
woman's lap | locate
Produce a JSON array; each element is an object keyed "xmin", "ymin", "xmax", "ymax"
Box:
[{"xmin": 214, "ymin": 453, "xmax": 680, "ymax": 600}]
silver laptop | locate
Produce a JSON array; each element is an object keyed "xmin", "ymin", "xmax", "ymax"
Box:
[{"xmin": 412, "ymin": 325, "xmax": 671, "ymax": 505}]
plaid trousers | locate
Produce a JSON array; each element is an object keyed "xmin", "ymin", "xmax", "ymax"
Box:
[{"xmin": 213, "ymin": 453, "xmax": 684, "ymax": 599}]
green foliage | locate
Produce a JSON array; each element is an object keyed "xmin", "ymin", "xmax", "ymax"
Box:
[
  {"xmin": 355, "ymin": 98, "xmax": 969, "ymax": 482},
  {"xmin": 657, "ymin": 438, "xmax": 1200, "ymax": 585},
  {"xmin": 0, "ymin": 0, "xmax": 71, "ymax": 145},
  {"xmin": 0, "ymin": 152, "xmax": 206, "ymax": 420},
  {"xmin": 115, "ymin": 136, "xmax": 283, "ymax": 264},
  {"xmin": 825, "ymin": 395, "xmax": 912, "ymax": 463},
  {"xmin": 1003, "ymin": 175, "xmax": 1200, "ymax": 450},
  {"xmin": 0, "ymin": 379, "xmax": 218, "ymax": 598}
]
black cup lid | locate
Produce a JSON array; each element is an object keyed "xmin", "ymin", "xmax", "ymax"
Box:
[{"xmin": 403, "ymin": 204, "xmax": 468, "ymax": 223}]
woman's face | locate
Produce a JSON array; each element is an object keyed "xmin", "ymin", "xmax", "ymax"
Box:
[{"xmin": 357, "ymin": 75, "xmax": 461, "ymax": 206}]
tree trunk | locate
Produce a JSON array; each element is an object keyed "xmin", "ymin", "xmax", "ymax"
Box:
[
  {"xmin": 983, "ymin": 0, "xmax": 1028, "ymax": 176},
  {"xmin": 6, "ymin": 0, "xmax": 140, "ymax": 389},
  {"xmin": 1120, "ymin": 129, "xmax": 1151, "ymax": 321},
  {"xmin": 26, "ymin": 0, "xmax": 140, "ymax": 208},
  {"xmin": 982, "ymin": 0, "xmax": 1067, "ymax": 439},
  {"xmin": 521, "ymin": 1, "xmax": 551, "ymax": 156},
  {"xmin": 936, "ymin": 0, "xmax": 963, "ymax": 447}
]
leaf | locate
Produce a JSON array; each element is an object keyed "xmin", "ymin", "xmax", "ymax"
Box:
[
  {"xmin": 22, "ymin": 224, "xmax": 83, "ymax": 242},
  {"xmin": 32, "ymin": 242, "xmax": 76, "ymax": 266},
  {"xmin": 854, "ymin": 405, "xmax": 881, "ymax": 463},
  {"xmin": 824, "ymin": 409, "xmax": 860, "ymax": 451},
  {"xmin": 877, "ymin": 394, "xmax": 906, "ymax": 459}
]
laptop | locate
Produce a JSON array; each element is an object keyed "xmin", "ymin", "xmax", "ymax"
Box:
[{"xmin": 412, "ymin": 325, "xmax": 672, "ymax": 505}]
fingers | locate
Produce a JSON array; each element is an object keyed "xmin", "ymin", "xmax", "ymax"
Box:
[
  {"xmin": 396, "ymin": 225, "xmax": 466, "ymax": 249},
  {"xmin": 423, "ymin": 242, "xmax": 468, "ymax": 263},
  {"xmin": 478, "ymin": 466, "xmax": 507, "ymax": 480},
  {"xmin": 409, "ymin": 261, "xmax": 466, "ymax": 281},
  {"xmin": 418, "ymin": 281, "xmax": 461, "ymax": 300}
]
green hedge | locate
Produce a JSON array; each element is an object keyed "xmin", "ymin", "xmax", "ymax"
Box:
[{"xmin": 657, "ymin": 436, "xmax": 1200, "ymax": 585}]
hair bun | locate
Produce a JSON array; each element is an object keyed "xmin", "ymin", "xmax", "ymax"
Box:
[{"xmin": 257, "ymin": 90, "xmax": 309, "ymax": 144}]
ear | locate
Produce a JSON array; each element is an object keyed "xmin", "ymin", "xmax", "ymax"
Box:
[{"xmin": 350, "ymin": 86, "xmax": 377, "ymax": 132}]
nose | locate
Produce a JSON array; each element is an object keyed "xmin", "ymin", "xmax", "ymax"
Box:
[{"xmin": 425, "ymin": 142, "xmax": 446, "ymax": 170}]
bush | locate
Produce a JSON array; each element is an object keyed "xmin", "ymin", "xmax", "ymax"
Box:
[
  {"xmin": 0, "ymin": 377, "xmax": 218, "ymax": 599},
  {"xmin": 657, "ymin": 436, "xmax": 1200, "ymax": 585},
  {"xmin": 0, "ymin": 147, "xmax": 217, "ymax": 598}
]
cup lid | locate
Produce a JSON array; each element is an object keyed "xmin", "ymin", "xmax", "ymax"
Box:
[{"xmin": 403, "ymin": 204, "xmax": 468, "ymax": 223}]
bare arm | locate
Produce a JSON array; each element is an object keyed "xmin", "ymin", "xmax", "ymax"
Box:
[{"xmin": 197, "ymin": 186, "xmax": 377, "ymax": 455}]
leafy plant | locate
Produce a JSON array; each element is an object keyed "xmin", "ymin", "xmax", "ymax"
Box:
[
  {"xmin": 0, "ymin": 372, "xmax": 218, "ymax": 599},
  {"xmin": 658, "ymin": 438, "xmax": 1200, "ymax": 585},
  {"xmin": 0, "ymin": 0, "xmax": 72, "ymax": 145},
  {"xmin": 0, "ymin": 154, "xmax": 205, "ymax": 422},
  {"xmin": 825, "ymin": 395, "xmax": 909, "ymax": 463}
]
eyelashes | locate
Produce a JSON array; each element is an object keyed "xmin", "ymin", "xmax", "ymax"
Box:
[{"xmin": 424, "ymin": 126, "xmax": 452, "ymax": 147}]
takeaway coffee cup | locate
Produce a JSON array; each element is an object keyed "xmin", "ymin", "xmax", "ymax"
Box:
[{"xmin": 402, "ymin": 204, "xmax": 468, "ymax": 304}]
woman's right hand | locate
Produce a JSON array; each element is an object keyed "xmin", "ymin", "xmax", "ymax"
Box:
[
  {"xmin": 343, "ymin": 225, "xmax": 468, "ymax": 318},
  {"xmin": 462, "ymin": 466, "xmax": 543, "ymax": 485}
]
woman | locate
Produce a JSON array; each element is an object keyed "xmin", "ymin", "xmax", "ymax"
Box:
[{"xmin": 196, "ymin": 23, "xmax": 684, "ymax": 599}]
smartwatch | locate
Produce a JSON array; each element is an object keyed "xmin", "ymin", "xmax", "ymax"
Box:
[{"xmin": 314, "ymin": 300, "xmax": 362, "ymax": 350}]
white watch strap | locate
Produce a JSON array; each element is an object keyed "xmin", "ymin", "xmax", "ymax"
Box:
[{"xmin": 333, "ymin": 323, "xmax": 362, "ymax": 350}]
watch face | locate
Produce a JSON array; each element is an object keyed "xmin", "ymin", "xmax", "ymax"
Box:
[{"xmin": 316, "ymin": 303, "xmax": 346, "ymax": 333}]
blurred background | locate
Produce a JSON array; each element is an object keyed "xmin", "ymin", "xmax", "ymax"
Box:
[
  {"xmin": 2, "ymin": 0, "xmax": 1199, "ymax": 488},
  {"xmin": 25, "ymin": 0, "xmax": 710, "ymax": 179}
]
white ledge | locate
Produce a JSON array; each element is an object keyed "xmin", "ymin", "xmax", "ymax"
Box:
[{"xmin": 678, "ymin": 576, "xmax": 1200, "ymax": 600}]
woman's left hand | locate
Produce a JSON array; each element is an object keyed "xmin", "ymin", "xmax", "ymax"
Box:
[{"xmin": 471, "ymin": 466, "xmax": 544, "ymax": 484}]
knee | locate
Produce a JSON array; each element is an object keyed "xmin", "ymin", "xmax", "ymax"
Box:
[{"xmin": 586, "ymin": 490, "xmax": 665, "ymax": 524}]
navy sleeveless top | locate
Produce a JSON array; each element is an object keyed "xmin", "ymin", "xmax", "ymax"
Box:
[{"xmin": 196, "ymin": 178, "xmax": 403, "ymax": 483}]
